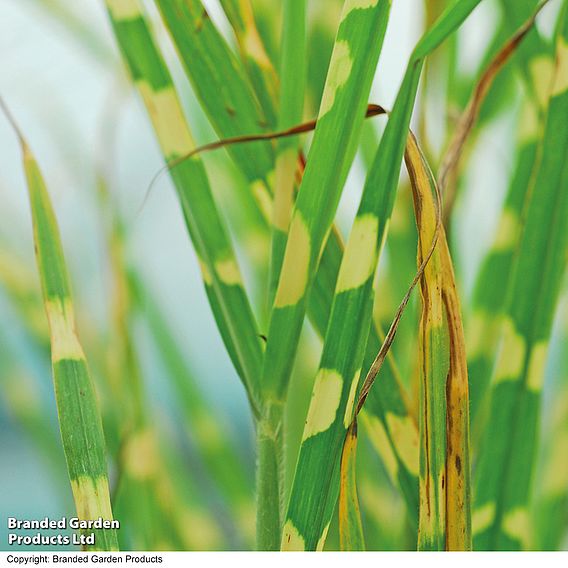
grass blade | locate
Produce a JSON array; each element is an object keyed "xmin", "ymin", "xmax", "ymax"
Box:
[
  {"xmin": 1, "ymin": 99, "xmax": 118, "ymax": 551},
  {"xmin": 467, "ymin": 108, "xmax": 544, "ymax": 420},
  {"xmin": 467, "ymin": 2, "xmax": 553, "ymax": 421},
  {"xmin": 360, "ymin": 355, "xmax": 419, "ymax": 525},
  {"xmin": 361, "ymin": 0, "xmax": 484, "ymax": 250},
  {"xmin": 534, "ymin": 342, "xmax": 568, "ymax": 550},
  {"xmin": 219, "ymin": 0, "xmax": 279, "ymax": 126},
  {"xmin": 473, "ymin": 4, "xmax": 568, "ymax": 549},
  {"xmin": 260, "ymin": 0, "xmax": 392, "ymax": 549},
  {"xmin": 269, "ymin": 0, "xmax": 306, "ymax": 304},
  {"xmin": 154, "ymin": 0, "xmax": 274, "ymax": 190},
  {"xmin": 405, "ymin": 133, "xmax": 471, "ymax": 551},
  {"xmin": 338, "ymin": 421, "xmax": 365, "ymax": 551},
  {"xmin": 282, "ymin": 101, "xmax": 394, "ymax": 551}
]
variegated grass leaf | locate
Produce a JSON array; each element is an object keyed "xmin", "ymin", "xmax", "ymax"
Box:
[
  {"xmin": 0, "ymin": 98, "xmax": 118, "ymax": 551},
  {"xmin": 218, "ymin": 0, "xmax": 279, "ymax": 127},
  {"xmin": 534, "ymin": 316, "xmax": 568, "ymax": 550},
  {"xmin": 269, "ymin": 0, "xmax": 306, "ymax": 305},
  {"xmin": 473, "ymin": 4, "xmax": 568, "ymax": 549},
  {"xmin": 338, "ymin": 422, "xmax": 365, "ymax": 551},
  {"xmin": 533, "ymin": 292, "xmax": 568, "ymax": 551},
  {"xmin": 154, "ymin": 0, "xmax": 274, "ymax": 197},
  {"xmin": 405, "ymin": 133, "xmax": 471, "ymax": 551},
  {"xmin": 104, "ymin": 0, "xmax": 264, "ymax": 416},
  {"xmin": 467, "ymin": 0, "xmax": 554, "ymax": 422}
]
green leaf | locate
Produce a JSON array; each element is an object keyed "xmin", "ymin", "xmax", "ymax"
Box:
[
  {"xmin": 1, "ymin": 100, "xmax": 118, "ymax": 551},
  {"xmin": 473, "ymin": 5, "xmax": 568, "ymax": 549}
]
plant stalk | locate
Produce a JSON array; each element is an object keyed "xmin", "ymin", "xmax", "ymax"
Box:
[{"xmin": 256, "ymin": 399, "xmax": 284, "ymax": 550}]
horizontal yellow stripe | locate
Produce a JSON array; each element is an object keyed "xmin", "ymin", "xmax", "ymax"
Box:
[
  {"xmin": 274, "ymin": 212, "xmax": 310, "ymax": 307},
  {"xmin": 319, "ymin": 40, "xmax": 353, "ymax": 117},
  {"xmin": 137, "ymin": 81, "xmax": 195, "ymax": 159},
  {"xmin": 71, "ymin": 476, "xmax": 116, "ymax": 550},
  {"xmin": 281, "ymin": 519, "xmax": 305, "ymax": 551},
  {"xmin": 336, "ymin": 214, "xmax": 379, "ymax": 292},
  {"xmin": 302, "ymin": 369, "xmax": 343, "ymax": 440},
  {"xmin": 106, "ymin": 0, "xmax": 141, "ymax": 21},
  {"xmin": 45, "ymin": 298, "xmax": 85, "ymax": 362}
]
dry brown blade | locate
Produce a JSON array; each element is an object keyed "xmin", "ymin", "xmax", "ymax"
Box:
[
  {"xmin": 139, "ymin": 104, "xmax": 387, "ymax": 213},
  {"xmin": 169, "ymin": 103, "xmax": 386, "ymax": 169},
  {"xmin": 437, "ymin": 0, "xmax": 551, "ymax": 196},
  {"xmin": 355, "ymin": 131, "xmax": 443, "ymax": 416}
]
